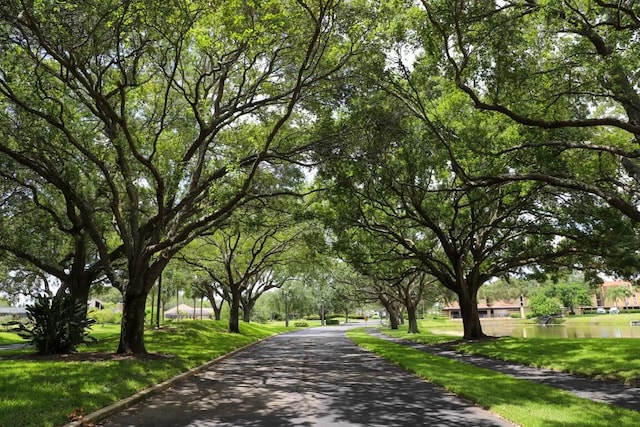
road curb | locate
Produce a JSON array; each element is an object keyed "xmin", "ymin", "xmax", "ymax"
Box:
[{"xmin": 63, "ymin": 335, "xmax": 275, "ymax": 427}]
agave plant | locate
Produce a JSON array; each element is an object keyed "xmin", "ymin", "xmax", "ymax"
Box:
[{"xmin": 14, "ymin": 293, "xmax": 95, "ymax": 355}]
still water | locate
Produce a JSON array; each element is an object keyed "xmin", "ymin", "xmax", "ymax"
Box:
[{"xmin": 480, "ymin": 320, "xmax": 640, "ymax": 339}]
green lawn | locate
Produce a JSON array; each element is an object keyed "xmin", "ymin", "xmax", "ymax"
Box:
[
  {"xmin": 391, "ymin": 315, "xmax": 640, "ymax": 384},
  {"xmin": 348, "ymin": 329, "xmax": 640, "ymax": 427},
  {"xmin": 561, "ymin": 312, "xmax": 640, "ymax": 326},
  {"xmin": 0, "ymin": 321, "xmax": 290, "ymax": 427},
  {"xmin": 0, "ymin": 331, "xmax": 23, "ymax": 345},
  {"xmin": 384, "ymin": 317, "xmax": 640, "ymax": 385},
  {"xmin": 458, "ymin": 337, "xmax": 640, "ymax": 385}
]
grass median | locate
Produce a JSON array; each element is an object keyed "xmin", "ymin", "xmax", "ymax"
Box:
[
  {"xmin": 457, "ymin": 337, "xmax": 640, "ymax": 385},
  {"xmin": 383, "ymin": 318, "xmax": 640, "ymax": 385},
  {"xmin": 0, "ymin": 331, "xmax": 24, "ymax": 345},
  {"xmin": 347, "ymin": 328, "xmax": 640, "ymax": 427},
  {"xmin": 0, "ymin": 321, "xmax": 290, "ymax": 427}
]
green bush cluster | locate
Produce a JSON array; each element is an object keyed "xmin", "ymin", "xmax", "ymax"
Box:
[
  {"xmin": 293, "ymin": 321, "xmax": 308, "ymax": 327},
  {"xmin": 305, "ymin": 313, "xmax": 343, "ymax": 321},
  {"xmin": 88, "ymin": 307, "xmax": 122, "ymax": 324},
  {"xmin": 325, "ymin": 319, "xmax": 340, "ymax": 325}
]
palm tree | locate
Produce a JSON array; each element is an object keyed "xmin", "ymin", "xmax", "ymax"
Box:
[{"xmin": 606, "ymin": 286, "xmax": 633, "ymax": 310}]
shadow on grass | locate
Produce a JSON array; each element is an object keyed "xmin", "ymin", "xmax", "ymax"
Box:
[
  {"xmin": 0, "ymin": 321, "xmax": 280, "ymax": 427},
  {"xmin": 459, "ymin": 337, "xmax": 640, "ymax": 384},
  {"xmin": 349, "ymin": 331, "xmax": 640, "ymax": 427}
]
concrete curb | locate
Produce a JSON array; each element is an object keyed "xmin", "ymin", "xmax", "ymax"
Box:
[{"xmin": 63, "ymin": 335, "xmax": 275, "ymax": 427}]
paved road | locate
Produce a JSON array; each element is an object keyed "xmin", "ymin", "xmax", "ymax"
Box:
[
  {"xmin": 101, "ymin": 324, "xmax": 513, "ymax": 426},
  {"xmin": 0, "ymin": 343, "xmax": 29, "ymax": 351}
]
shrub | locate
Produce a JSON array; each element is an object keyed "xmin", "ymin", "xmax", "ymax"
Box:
[
  {"xmin": 293, "ymin": 321, "xmax": 308, "ymax": 327},
  {"xmin": 528, "ymin": 293, "xmax": 563, "ymax": 318},
  {"xmin": 88, "ymin": 305, "xmax": 122, "ymax": 324},
  {"xmin": 325, "ymin": 319, "xmax": 340, "ymax": 325},
  {"xmin": 14, "ymin": 293, "xmax": 96, "ymax": 355}
]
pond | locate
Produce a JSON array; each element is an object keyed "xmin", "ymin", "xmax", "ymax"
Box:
[{"xmin": 480, "ymin": 319, "xmax": 640, "ymax": 339}]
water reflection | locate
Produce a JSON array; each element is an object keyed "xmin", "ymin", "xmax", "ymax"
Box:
[{"xmin": 480, "ymin": 321, "xmax": 640, "ymax": 339}]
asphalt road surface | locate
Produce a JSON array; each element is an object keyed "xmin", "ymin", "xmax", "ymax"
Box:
[{"xmin": 101, "ymin": 324, "xmax": 513, "ymax": 427}]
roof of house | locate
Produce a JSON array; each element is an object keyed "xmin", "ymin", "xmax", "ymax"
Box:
[
  {"xmin": 0, "ymin": 307, "xmax": 28, "ymax": 315},
  {"xmin": 601, "ymin": 280, "xmax": 632, "ymax": 289}
]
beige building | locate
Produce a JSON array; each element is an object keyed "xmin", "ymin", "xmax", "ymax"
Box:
[
  {"xmin": 441, "ymin": 280, "xmax": 639, "ymax": 318},
  {"xmin": 442, "ymin": 298, "xmax": 528, "ymax": 319},
  {"xmin": 592, "ymin": 280, "xmax": 638, "ymax": 310}
]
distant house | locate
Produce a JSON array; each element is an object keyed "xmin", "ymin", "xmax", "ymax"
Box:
[
  {"xmin": 588, "ymin": 280, "xmax": 638, "ymax": 311},
  {"xmin": 164, "ymin": 304, "xmax": 214, "ymax": 320},
  {"xmin": 442, "ymin": 298, "xmax": 528, "ymax": 319},
  {"xmin": 441, "ymin": 281, "xmax": 639, "ymax": 318},
  {"xmin": 87, "ymin": 299, "xmax": 105, "ymax": 310},
  {"xmin": 0, "ymin": 307, "xmax": 29, "ymax": 320}
]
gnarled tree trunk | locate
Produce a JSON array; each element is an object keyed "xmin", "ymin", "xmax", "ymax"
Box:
[
  {"xmin": 458, "ymin": 288, "xmax": 485, "ymax": 340},
  {"xmin": 229, "ymin": 293, "xmax": 241, "ymax": 333},
  {"xmin": 118, "ymin": 289, "xmax": 148, "ymax": 354},
  {"xmin": 406, "ymin": 305, "xmax": 419, "ymax": 334}
]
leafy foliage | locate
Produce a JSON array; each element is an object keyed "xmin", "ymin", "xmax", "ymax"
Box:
[
  {"xmin": 529, "ymin": 282, "xmax": 592, "ymax": 317},
  {"xmin": 87, "ymin": 304, "xmax": 122, "ymax": 325},
  {"xmin": 14, "ymin": 293, "xmax": 95, "ymax": 355},
  {"xmin": 528, "ymin": 293, "xmax": 564, "ymax": 318},
  {"xmin": 606, "ymin": 286, "xmax": 634, "ymax": 307}
]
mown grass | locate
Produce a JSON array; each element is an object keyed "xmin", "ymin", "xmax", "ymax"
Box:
[
  {"xmin": 458, "ymin": 337, "xmax": 640, "ymax": 385},
  {"xmin": 561, "ymin": 312, "xmax": 640, "ymax": 326},
  {"xmin": 348, "ymin": 329, "xmax": 640, "ymax": 427},
  {"xmin": 383, "ymin": 319, "xmax": 640, "ymax": 385},
  {"xmin": 0, "ymin": 320, "xmax": 289, "ymax": 427},
  {"xmin": 381, "ymin": 324, "xmax": 461, "ymax": 344},
  {"xmin": 0, "ymin": 331, "xmax": 23, "ymax": 345}
]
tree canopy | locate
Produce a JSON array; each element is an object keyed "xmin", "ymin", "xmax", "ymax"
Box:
[
  {"xmin": 0, "ymin": 0, "xmax": 371, "ymax": 353},
  {"xmin": 2, "ymin": 0, "xmax": 640, "ymax": 350}
]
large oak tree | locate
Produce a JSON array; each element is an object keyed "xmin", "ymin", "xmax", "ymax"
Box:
[
  {"xmin": 0, "ymin": 0, "xmax": 366, "ymax": 353},
  {"xmin": 420, "ymin": 1, "xmax": 640, "ymax": 221},
  {"xmin": 319, "ymin": 89, "xmax": 591, "ymax": 339}
]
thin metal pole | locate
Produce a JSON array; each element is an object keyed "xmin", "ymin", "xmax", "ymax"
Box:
[{"xmin": 156, "ymin": 274, "xmax": 162, "ymax": 328}]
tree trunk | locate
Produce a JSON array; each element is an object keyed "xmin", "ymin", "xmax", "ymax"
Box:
[
  {"xmin": 204, "ymin": 290, "xmax": 223, "ymax": 320},
  {"xmin": 65, "ymin": 234, "xmax": 93, "ymax": 319},
  {"xmin": 406, "ymin": 305, "xmax": 419, "ymax": 334},
  {"xmin": 213, "ymin": 300, "xmax": 222, "ymax": 321},
  {"xmin": 117, "ymin": 290, "xmax": 148, "ymax": 354},
  {"xmin": 229, "ymin": 296, "xmax": 241, "ymax": 333},
  {"xmin": 68, "ymin": 273, "xmax": 92, "ymax": 319},
  {"xmin": 149, "ymin": 289, "xmax": 155, "ymax": 327},
  {"xmin": 388, "ymin": 311, "xmax": 399, "ymax": 329},
  {"xmin": 285, "ymin": 301, "xmax": 290, "ymax": 327},
  {"xmin": 458, "ymin": 289, "xmax": 486, "ymax": 340},
  {"xmin": 380, "ymin": 298, "xmax": 399, "ymax": 329},
  {"xmin": 241, "ymin": 299, "xmax": 255, "ymax": 323}
]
